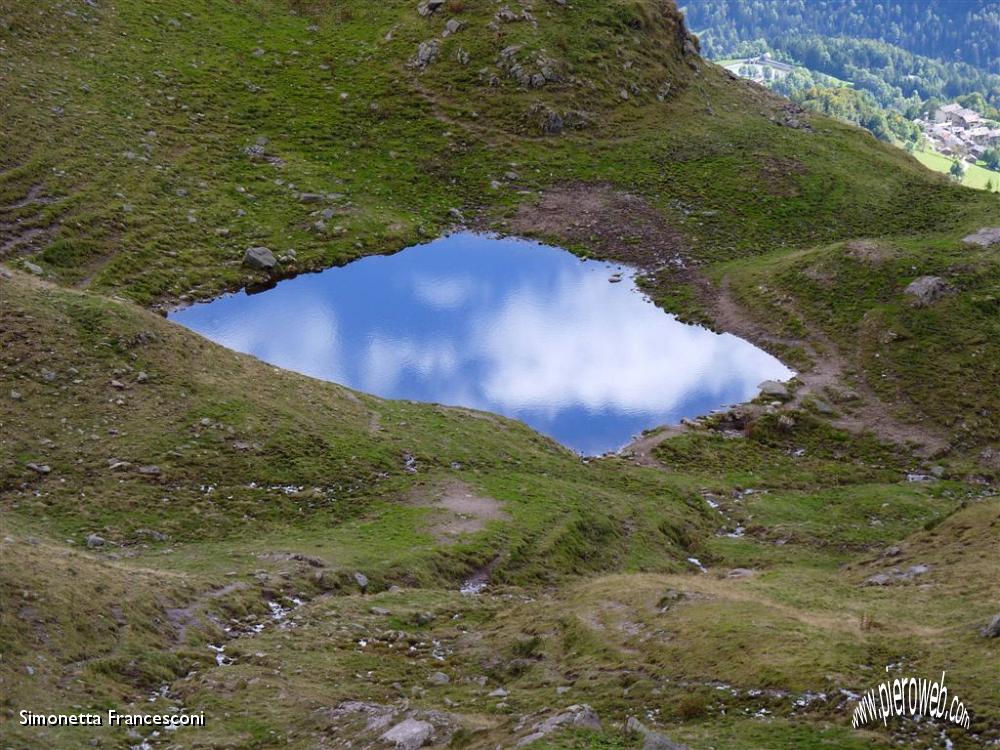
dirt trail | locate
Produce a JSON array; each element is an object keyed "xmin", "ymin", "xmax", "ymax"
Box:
[
  {"xmin": 510, "ymin": 183, "xmax": 950, "ymax": 462},
  {"xmin": 74, "ymin": 250, "xmax": 119, "ymax": 289},
  {"xmin": 627, "ymin": 425, "xmax": 688, "ymax": 468},
  {"xmin": 409, "ymin": 479, "xmax": 509, "ymax": 542},
  {"xmin": 706, "ymin": 275, "xmax": 949, "ymax": 457}
]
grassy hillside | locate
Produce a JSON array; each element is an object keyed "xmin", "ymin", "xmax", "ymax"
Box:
[
  {"xmin": 2, "ymin": 0, "xmax": 995, "ymax": 304},
  {"xmin": 713, "ymin": 225, "xmax": 1000, "ymax": 455},
  {"xmin": 4, "ymin": 268, "xmax": 997, "ymax": 750},
  {"xmin": 1, "ymin": 1, "xmax": 999, "ymax": 749}
]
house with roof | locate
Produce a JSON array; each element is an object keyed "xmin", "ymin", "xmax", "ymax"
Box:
[
  {"xmin": 934, "ymin": 104, "xmax": 982, "ymax": 129},
  {"xmin": 933, "ymin": 103, "xmax": 962, "ymax": 123},
  {"xmin": 955, "ymin": 109, "xmax": 982, "ymax": 128}
]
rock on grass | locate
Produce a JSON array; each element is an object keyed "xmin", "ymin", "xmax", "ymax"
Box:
[
  {"xmin": 379, "ymin": 718, "xmax": 434, "ymax": 750},
  {"xmin": 982, "ymin": 613, "xmax": 1000, "ymax": 638},
  {"xmin": 904, "ymin": 275, "xmax": 953, "ymax": 306},
  {"xmin": 243, "ymin": 246, "xmax": 277, "ymax": 270}
]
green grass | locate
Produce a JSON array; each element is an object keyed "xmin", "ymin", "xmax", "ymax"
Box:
[
  {"xmin": 714, "ymin": 226, "xmax": 1000, "ymax": 452},
  {"xmin": 3, "ymin": 1, "xmax": 1000, "ymax": 749},
  {"xmin": 1, "ymin": 0, "xmax": 995, "ymax": 305},
  {"xmin": 913, "ymin": 147, "xmax": 1000, "ymax": 191}
]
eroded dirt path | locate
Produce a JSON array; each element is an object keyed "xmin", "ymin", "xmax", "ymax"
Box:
[
  {"xmin": 408, "ymin": 479, "xmax": 509, "ymax": 542},
  {"xmin": 706, "ymin": 274, "xmax": 949, "ymax": 457},
  {"xmin": 165, "ymin": 581, "xmax": 249, "ymax": 648},
  {"xmin": 508, "ymin": 183, "xmax": 950, "ymax": 461}
]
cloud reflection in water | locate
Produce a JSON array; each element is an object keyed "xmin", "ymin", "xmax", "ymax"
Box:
[{"xmin": 170, "ymin": 233, "xmax": 793, "ymax": 454}]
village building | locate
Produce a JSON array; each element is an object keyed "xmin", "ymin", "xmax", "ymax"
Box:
[{"xmin": 921, "ymin": 104, "xmax": 1000, "ymax": 161}]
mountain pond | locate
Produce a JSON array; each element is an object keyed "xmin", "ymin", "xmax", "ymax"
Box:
[{"xmin": 170, "ymin": 233, "xmax": 793, "ymax": 455}]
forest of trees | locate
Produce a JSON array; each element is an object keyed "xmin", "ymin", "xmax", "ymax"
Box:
[
  {"xmin": 772, "ymin": 35, "xmax": 1000, "ymax": 113},
  {"xmin": 723, "ymin": 36, "xmax": 1000, "ymax": 118},
  {"xmin": 681, "ymin": 0, "xmax": 1000, "ymax": 149},
  {"xmin": 682, "ymin": 0, "xmax": 999, "ymax": 73},
  {"xmin": 769, "ymin": 71, "xmax": 923, "ymax": 144}
]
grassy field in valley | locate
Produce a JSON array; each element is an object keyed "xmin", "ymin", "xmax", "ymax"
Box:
[{"xmin": 913, "ymin": 148, "xmax": 1000, "ymax": 191}]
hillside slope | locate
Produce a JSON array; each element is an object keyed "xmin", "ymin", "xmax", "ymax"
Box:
[
  {"xmin": 1, "ymin": 2, "xmax": 999, "ymax": 749},
  {"xmin": 2, "ymin": 0, "xmax": 994, "ymax": 304}
]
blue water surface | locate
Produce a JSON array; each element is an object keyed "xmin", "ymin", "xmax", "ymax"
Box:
[{"xmin": 170, "ymin": 233, "xmax": 793, "ymax": 454}]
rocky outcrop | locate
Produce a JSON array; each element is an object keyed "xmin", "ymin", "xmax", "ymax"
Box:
[
  {"xmin": 497, "ymin": 45, "xmax": 563, "ymax": 89},
  {"xmin": 410, "ymin": 39, "xmax": 440, "ymax": 69},
  {"xmin": 417, "ymin": 0, "xmax": 444, "ymax": 15},
  {"xmin": 961, "ymin": 227, "xmax": 1000, "ymax": 247},
  {"xmin": 380, "ymin": 718, "xmax": 434, "ymax": 750},
  {"xmin": 515, "ymin": 705, "xmax": 601, "ymax": 747},
  {"xmin": 904, "ymin": 276, "xmax": 953, "ymax": 306}
]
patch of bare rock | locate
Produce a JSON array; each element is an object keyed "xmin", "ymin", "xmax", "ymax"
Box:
[
  {"xmin": 864, "ymin": 564, "xmax": 931, "ymax": 586},
  {"xmin": 626, "ymin": 715, "xmax": 692, "ymax": 750},
  {"xmin": 904, "ymin": 276, "xmax": 953, "ymax": 306},
  {"xmin": 961, "ymin": 227, "xmax": 1000, "ymax": 247},
  {"xmin": 326, "ymin": 701, "xmax": 458, "ymax": 749},
  {"xmin": 515, "ymin": 704, "xmax": 602, "ymax": 747}
]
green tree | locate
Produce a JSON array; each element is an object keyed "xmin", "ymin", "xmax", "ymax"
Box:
[
  {"xmin": 983, "ymin": 148, "xmax": 1000, "ymax": 171},
  {"xmin": 949, "ymin": 159, "xmax": 966, "ymax": 182}
]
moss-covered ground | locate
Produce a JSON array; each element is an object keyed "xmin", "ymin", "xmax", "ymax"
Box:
[{"xmin": 2, "ymin": 1, "xmax": 998, "ymax": 749}]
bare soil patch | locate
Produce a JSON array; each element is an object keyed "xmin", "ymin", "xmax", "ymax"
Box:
[
  {"xmin": 844, "ymin": 238, "xmax": 895, "ymax": 264},
  {"xmin": 508, "ymin": 183, "xmax": 688, "ymax": 272},
  {"xmin": 757, "ymin": 156, "xmax": 807, "ymax": 197},
  {"xmin": 410, "ymin": 480, "xmax": 509, "ymax": 542},
  {"xmin": 0, "ymin": 183, "xmax": 60, "ymax": 258}
]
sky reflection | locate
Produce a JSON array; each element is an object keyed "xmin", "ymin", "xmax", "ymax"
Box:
[{"xmin": 170, "ymin": 233, "xmax": 793, "ymax": 454}]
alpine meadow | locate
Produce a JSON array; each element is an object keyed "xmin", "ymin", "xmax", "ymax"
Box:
[{"xmin": 0, "ymin": 2, "xmax": 998, "ymax": 750}]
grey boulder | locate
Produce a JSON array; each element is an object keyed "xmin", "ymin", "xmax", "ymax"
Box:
[
  {"xmin": 379, "ymin": 718, "xmax": 434, "ymax": 750},
  {"xmin": 243, "ymin": 246, "xmax": 277, "ymax": 270},
  {"xmin": 961, "ymin": 227, "xmax": 1000, "ymax": 247},
  {"xmin": 418, "ymin": 0, "xmax": 445, "ymax": 15},
  {"xmin": 626, "ymin": 716, "xmax": 691, "ymax": 750},
  {"xmin": 904, "ymin": 276, "xmax": 952, "ymax": 306},
  {"xmin": 758, "ymin": 380, "xmax": 790, "ymax": 401}
]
